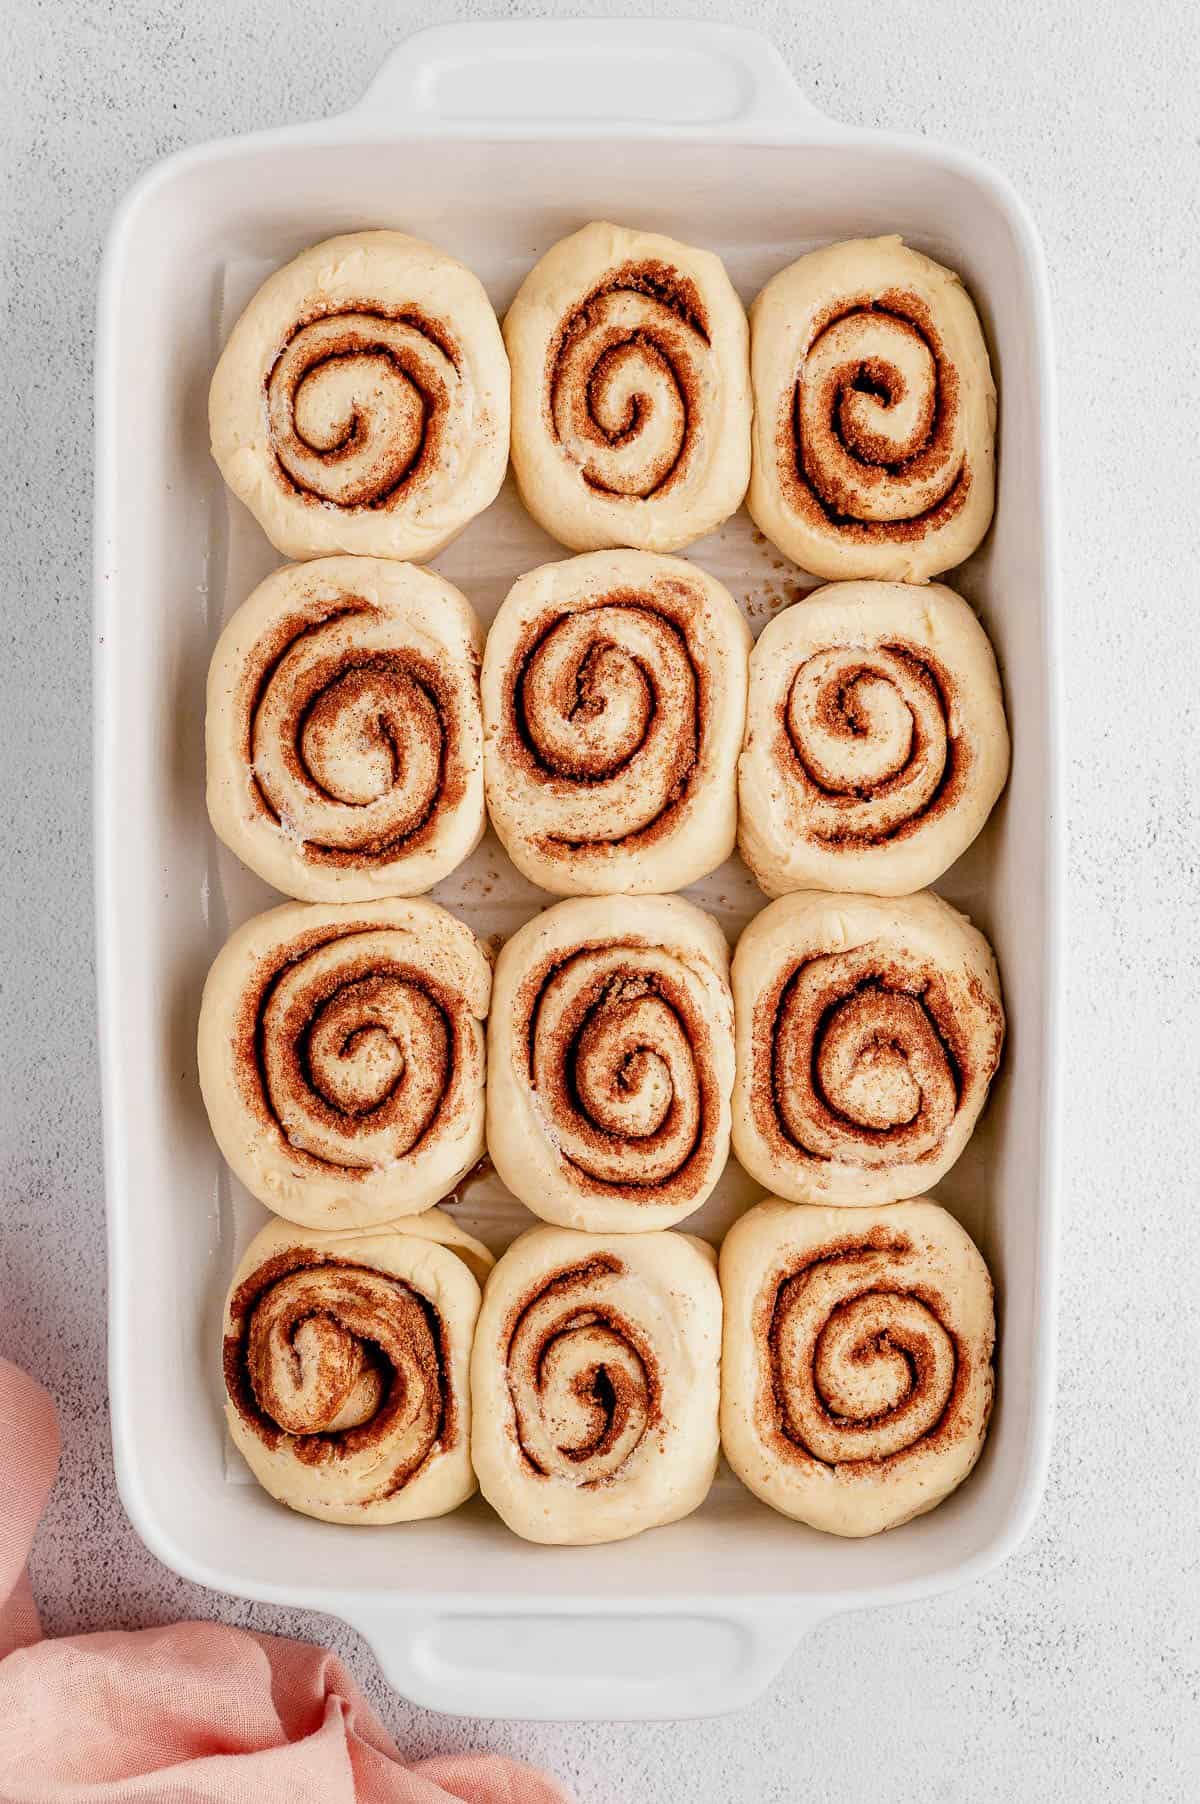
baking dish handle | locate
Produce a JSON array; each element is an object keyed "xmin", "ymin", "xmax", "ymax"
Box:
[
  {"xmin": 350, "ymin": 21, "xmax": 832, "ymax": 137},
  {"xmin": 351, "ymin": 1605, "xmax": 819, "ymax": 1720}
]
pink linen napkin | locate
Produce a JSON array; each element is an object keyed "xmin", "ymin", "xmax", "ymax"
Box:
[{"xmin": 0, "ymin": 1357, "xmax": 574, "ymax": 1803}]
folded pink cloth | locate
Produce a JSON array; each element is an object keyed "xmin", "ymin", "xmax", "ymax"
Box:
[{"xmin": 0, "ymin": 1357, "xmax": 573, "ymax": 1803}]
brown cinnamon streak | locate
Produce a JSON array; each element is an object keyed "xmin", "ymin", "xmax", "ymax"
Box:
[{"xmin": 224, "ymin": 1246, "xmax": 454, "ymax": 1498}]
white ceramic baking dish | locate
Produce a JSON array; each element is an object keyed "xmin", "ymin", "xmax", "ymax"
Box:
[{"xmin": 95, "ymin": 20, "xmax": 1061, "ymax": 1721}]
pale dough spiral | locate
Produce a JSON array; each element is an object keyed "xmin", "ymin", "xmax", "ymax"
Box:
[
  {"xmin": 487, "ymin": 896, "xmax": 734, "ymax": 1232},
  {"xmin": 738, "ymin": 581, "xmax": 1009, "ymax": 896},
  {"xmin": 504, "ymin": 222, "xmax": 751, "ymax": 552},
  {"xmin": 224, "ymin": 1210, "xmax": 489, "ymax": 1522},
  {"xmin": 470, "ymin": 1226, "xmax": 722, "ymax": 1544},
  {"xmin": 481, "ymin": 550, "xmax": 750, "ymax": 894},
  {"xmin": 210, "ymin": 232, "xmax": 510, "ymax": 562},
  {"xmin": 748, "ymin": 237, "xmax": 996, "ymax": 582},
  {"xmin": 720, "ymin": 1197, "xmax": 995, "ymax": 1535},
  {"xmin": 731, "ymin": 890, "xmax": 1004, "ymax": 1205},
  {"xmin": 198, "ymin": 897, "xmax": 490, "ymax": 1228},
  {"xmin": 206, "ymin": 556, "xmax": 485, "ymax": 901}
]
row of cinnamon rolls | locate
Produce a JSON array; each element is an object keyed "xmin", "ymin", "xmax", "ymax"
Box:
[
  {"xmin": 207, "ymin": 551, "xmax": 1010, "ymax": 904},
  {"xmin": 226, "ymin": 1198, "xmax": 994, "ymax": 1544},
  {"xmin": 199, "ymin": 888, "xmax": 1003, "ymax": 1234},
  {"xmin": 209, "ymin": 225, "xmax": 996, "ymax": 584}
]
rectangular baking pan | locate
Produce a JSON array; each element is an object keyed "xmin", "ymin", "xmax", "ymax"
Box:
[{"xmin": 95, "ymin": 19, "xmax": 1061, "ymax": 1720}]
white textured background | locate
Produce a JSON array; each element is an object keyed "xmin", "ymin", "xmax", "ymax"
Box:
[{"xmin": 2, "ymin": 0, "xmax": 1198, "ymax": 1798}]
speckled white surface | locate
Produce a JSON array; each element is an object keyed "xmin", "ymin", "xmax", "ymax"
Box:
[{"xmin": 2, "ymin": 0, "xmax": 1198, "ymax": 1796}]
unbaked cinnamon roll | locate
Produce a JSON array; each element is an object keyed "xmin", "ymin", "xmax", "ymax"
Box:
[
  {"xmin": 738, "ymin": 581, "xmax": 1009, "ymax": 896},
  {"xmin": 731, "ymin": 890, "xmax": 1003, "ymax": 1205},
  {"xmin": 207, "ymin": 557, "xmax": 485, "ymax": 902},
  {"xmin": 481, "ymin": 550, "xmax": 750, "ymax": 894},
  {"xmin": 198, "ymin": 897, "xmax": 490, "ymax": 1228},
  {"xmin": 488, "ymin": 896, "xmax": 734, "ymax": 1232},
  {"xmin": 748, "ymin": 237, "xmax": 996, "ymax": 582},
  {"xmin": 505, "ymin": 222, "xmax": 751, "ymax": 552},
  {"xmin": 210, "ymin": 232, "xmax": 509, "ymax": 561},
  {"xmin": 471, "ymin": 1226, "xmax": 722, "ymax": 1544},
  {"xmin": 224, "ymin": 1209, "xmax": 489, "ymax": 1522},
  {"xmin": 720, "ymin": 1197, "xmax": 995, "ymax": 1535}
]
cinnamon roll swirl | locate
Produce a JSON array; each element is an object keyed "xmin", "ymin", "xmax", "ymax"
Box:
[
  {"xmin": 481, "ymin": 550, "xmax": 750, "ymax": 894},
  {"xmin": 739, "ymin": 581, "xmax": 1009, "ymax": 896},
  {"xmin": 748, "ymin": 238, "xmax": 996, "ymax": 582},
  {"xmin": 731, "ymin": 890, "xmax": 1004, "ymax": 1205},
  {"xmin": 720, "ymin": 1197, "xmax": 995, "ymax": 1535},
  {"xmin": 207, "ymin": 557, "xmax": 485, "ymax": 902},
  {"xmin": 504, "ymin": 222, "xmax": 751, "ymax": 552},
  {"xmin": 198, "ymin": 897, "xmax": 490, "ymax": 1228},
  {"xmin": 224, "ymin": 1210, "xmax": 488, "ymax": 1522},
  {"xmin": 209, "ymin": 232, "xmax": 509, "ymax": 562},
  {"xmin": 488, "ymin": 896, "xmax": 734, "ymax": 1232},
  {"xmin": 471, "ymin": 1226, "xmax": 722, "ymax": 1544}
]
